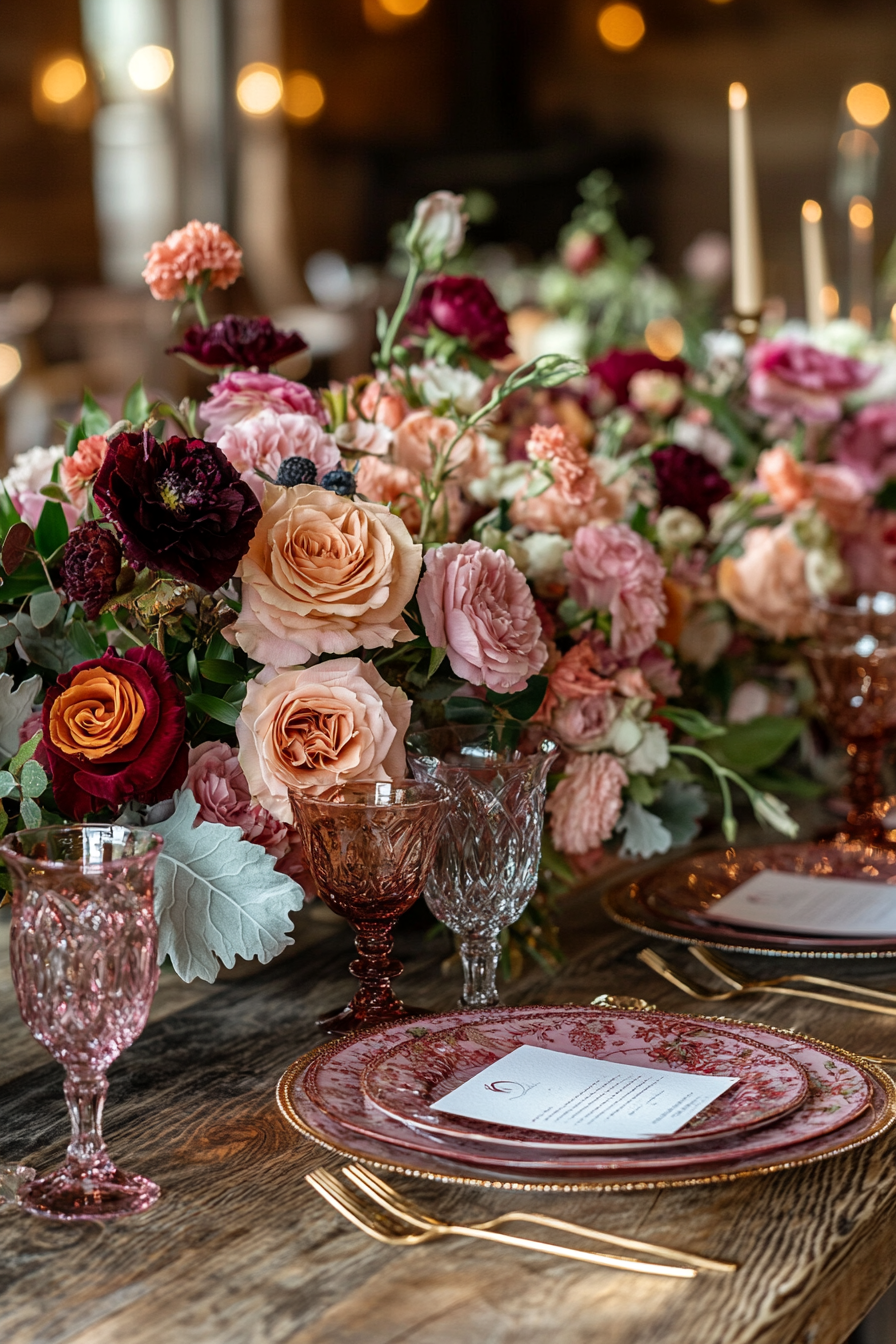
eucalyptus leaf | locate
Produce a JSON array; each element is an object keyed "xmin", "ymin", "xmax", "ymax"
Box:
[
  {"xmin": 0, "ymin": 676, "xmax": 41, "ymax": 762},
  {"xmin": 19, "ymin": 796, "xmax": 41, "ymax": 828},
  {"xmin": 0, "ymin": 771, "xmax": 17, "ymax": 798},
  {"xmin": 9, "ymin": 730, "xmax": 42, "ymax": 775},
  {"xmin": 0, "ymin": 621, "xmax": 21, "ymax": 649},
  {"xmin": 18, "ymin": 759, "xmax": 48, "ymax": 799},
  {"xmin": 30, "ymin": 591, "xmax": 62, "ymax": 630},
  {"xmin": 152, "ymin": 791, "xmax": 303, "ymax": 982}
]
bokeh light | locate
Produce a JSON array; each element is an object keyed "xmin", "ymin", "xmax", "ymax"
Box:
[
  {"xmin": 820, "ymin": 285, "xmax": 840, "ymax": 319},
  {"xmin": 380, "ymin": 0, "xmax": 429, "ymax": 13},
  {"xmin": 597, "ymin": 4, "xmax": 645, "ymax": 52},
  {"xmin": 728, "ymin": 82, "xmax": 748, "ymax": 110},
  {"xmin": 644, "ymin": 317, "xmax": 684, "ymax": 360},
  {"xmin": 283, "ymin": 71, "xmax": 325, "ymax": 123},
  {"xmin": 846, "ymin": 82, "xmax": 890, "ymax": 128},
  {"xmin": 801, "ymin": 200, "xmax": 822, "ymax": 224},
  {"xmin": 849, "ymin": 196, "xmax": 874, "ymax": 230},
  {"xmin": 41, "ymin": 56, "xmax": 87, "ymax": 105},
  {"xmin": 128, "ymin": 45, "xmax": 174, "ymax": 92},
  {"xmin": 0, "ymin": 345, "xmax": 22, "ymax": 391},
  {"xmin": 236, "ymin": 63, "xmax": 283, "ymax": 116}
]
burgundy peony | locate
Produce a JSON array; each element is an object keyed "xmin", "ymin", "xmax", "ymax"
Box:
[
  {"xmin": 94, "ymin": 430, "xmax": 262, "ymax": 591},
  {"xmin": 168, "ymin": 315, "xmax": 308, "ymax": 372},
  {"xmin": 42, "ymin": 646, "xmax": 188, "ymax": 820},
  {"xmin": 589, "ymin": 349, "xmax": 687, "ymax": 406},
  {"xmin": 651, "ymin": 444, "xmax": 731, "ymax": 524},
  {"xmin": 60, "ymin": 521, "xmax": 123, "ymax": 620},
  {"xmin": 406, "ymin": 275, "xmax": 512, "ymax": 361}
]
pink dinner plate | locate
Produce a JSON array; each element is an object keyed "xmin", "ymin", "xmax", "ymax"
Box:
[
  {"xmin": 298, "ymin": 1007, "xmax": 870, "ymax": 1173},
  {"xmin": 278, "ymin": 1013, "xmax": 893, "ymax": 1190},
  {"xmin": 603, "ymin": 841, "xmax": 896, "ymax": 957},
  {"xmin": 358, "ymin": 1007, "xmax": 809, "ymax": 1152}
]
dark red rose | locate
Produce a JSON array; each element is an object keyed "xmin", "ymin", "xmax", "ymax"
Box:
[
  {"xmin": 589, "ymin": 349, "xmax": 688, "ymax": 405},
  {"xmin": 60, "ymin": 522, "xmax": 122, "ymax": 620},
  {"xmin": 168, "ymin": 316, "xmax": 308, "ymax": 373},
  {"xmin": 407, "ymin": 275, "xmax": 512, "ymax": 360},
  {"xmin": 42, "ymin": 646, "xmax": 188, "ymax": 820},
  {"xmin": 94, "ymin": 430, "xmax": 261, "ymax": 591},
  {"xmin": 652, "ymin": 444, "xmax": 731, "ymax": 525}
]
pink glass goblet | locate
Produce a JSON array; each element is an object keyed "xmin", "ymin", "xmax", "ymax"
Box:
[
  {"xmin": 290, "ymin": 780, "xmax": 448, "ymax": 1036},
  {"xmin": 0, "ymin": 825, "xmax": 163, "ymax": 1221}
]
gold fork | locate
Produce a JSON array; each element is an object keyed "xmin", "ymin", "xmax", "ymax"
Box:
[
  {"xmin": 688, "ymin": 946, "xmax": 896, "ymax": 1017},
  {"xmin": 305, "ymin": 1168, "xmax": 696, "ymax": 1277},
  {"xmin": 344, "ymin": 1164, "xmax": 736, "ymax": 1273},
  {"xmin": 690, "ymin": 946, "xmax": 896, "ymax": 1006}
]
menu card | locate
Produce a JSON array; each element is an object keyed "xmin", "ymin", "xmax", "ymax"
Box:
[
  {"xmin": 701, "ymin": 870, "xmax": 896, "ymax": 938},
  {"xmin": 430, "ymin": 1044, "xmax": 738, "ymax": 1139}
]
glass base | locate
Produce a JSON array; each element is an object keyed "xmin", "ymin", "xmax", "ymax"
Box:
[
  {"xmin": 317, "ymin": 1001, "xmax": 430, "ymax": 1037},
  {"xmin": 17, "ymin": 1165, "xmax": 160, "ymax": 1221}
]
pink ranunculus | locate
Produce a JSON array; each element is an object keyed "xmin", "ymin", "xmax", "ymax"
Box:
[
  {"xmin": 142, "ymin": 220, "xmax": 242, "ymax": 301},
  {"xmin": 552, "ymin": 693, "xmax": 618, "ymax": 750},
  {"xmin": 565, "ymin": 523, "xmax": 668, "ymax": 660},
  {"xmin": 833, "ymin": 402, "xmax": 896, "ymax": 491},
  {"xmin": 217, "ymin": 409, "xmax": 341, "ymax": 499},
  {"xmin": 201, "ymin": 372, "xmax": 326, "ymax": 441},
  {"xmin": 358, "ymin": 379, "xmax": 409, "ymax": 429},
  {"xmin": 746, "ymin": 339, "xmax": 875, "ymax": 425},
  {"xmin": 417, "ymin": 539, "xmax": 548, "ymax": 694},
  {"xmin": 717, "ymin": 524, "xmax": 814, "ymax": 641},
  {"xmin": 546, "ymin": 752, "xmax": 628, "ymax": 855},
  {"xmin": 60, "ymin": 434, "xmax": 109, "ymax": 512}
]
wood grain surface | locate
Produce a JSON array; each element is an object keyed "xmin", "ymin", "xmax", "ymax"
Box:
[{"xmin": 3, "ymin": 875, "xmax": 896, "ymax": 1344}]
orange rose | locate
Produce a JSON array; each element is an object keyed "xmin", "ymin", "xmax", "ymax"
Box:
[{"xmin": 49, "ymin": 667, "xmax": 144, "ymax": 760}]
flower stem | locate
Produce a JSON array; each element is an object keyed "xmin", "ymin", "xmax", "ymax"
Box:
[{"xmin": 378, "ymin": 259, "xmax": 421, "ymax": 369}]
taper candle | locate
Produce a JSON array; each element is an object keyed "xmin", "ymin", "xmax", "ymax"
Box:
[
  {"xmin": 728, "ymin": 82, "xmax": 764, "ymax": 317},
  {"xmin": 801, "ymin": 200, "xmax": 829, "ymax": 328},
  {"xmin": 849, "ymin": 195, "xmax": 874, "ymax": 329}
]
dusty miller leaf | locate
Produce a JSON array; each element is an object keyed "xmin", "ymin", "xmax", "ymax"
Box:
[
  {"xmin": 151, "ymin": 790, "xmax": 304, "ymax": 983},
  {"xmin": 0, "ymin": 675, "xmax": 41, "ymax": 762},
  {"xmin": 651, "ymin": 780, "xmax": 708, "ymax": 847},
  {"xmin": 616, "ymin": 800, "xmax": 673, "ymax": 860}
]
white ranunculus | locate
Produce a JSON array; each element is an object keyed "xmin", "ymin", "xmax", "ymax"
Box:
[
  {"xmin": 655, "ymin": 506, "xmax": 705, "ymax": 552},
  {"xmin": 600, "ymin": 712, "xmax": 645, "ymax": 758},
  {"xmin": 3, "ymin": 444, "xmax": 64, "ymax": 499},
  {"xmin": 405, "ymin": 192, "xmax": 468, "ymax": 270},
  {"xmin": 410, "ymin": 360, "xmax": 483, "ymax": 416},
  {"xmin": 622, "ymin": 721, "xmax": 670, "ymax": 777},
  {"xmin": 465, "ymin": 459, "xmax": 528, "ymax": 508},
  {"xmin": 518, "ymin": 531, "xmax": 571, "ymax": 585}
]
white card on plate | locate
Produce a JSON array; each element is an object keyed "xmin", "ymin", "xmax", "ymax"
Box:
[
  {"xmin": 701, "ymin": 869, "xmax": 896, "ymax": 937},
  {"xmin": 429, "ymin": 1044, "xmax": 738, "ymax": 1139}
]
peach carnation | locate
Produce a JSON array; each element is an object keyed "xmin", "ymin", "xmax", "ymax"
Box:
[
  {"xmin": 547, "ymin": 752, "xmax": 628, "ymax": 855},
  {"xmin": 355, "ymin": 455, "xmax": 466, "ymax": 539},
  {"xmin": 236, "ymin": 658, "xmax": 410, "ymax": 822},
  {"xmin": 227, "ymin": 483, "xmax": 422, "ymax": 667},
  {"xmin": 60, "ymin": 434, "xmax": 109, "ymax": 511},
  {"xmin": 718, "ymin": 524, "xmax": 814, "ymax": 641},
  {"xmin": 510, "ymin": 476, "xmax": 625, "ymax": 538},
  {"xmin": 526, "ymin": 423, "xmax": 600, "ymax": 507},
  {"xmin": 142, "ymin": 220, "xmax": 242, "ymax": 301}
]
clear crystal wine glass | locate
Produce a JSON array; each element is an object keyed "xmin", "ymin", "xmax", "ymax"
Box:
[
  {"xmin": 0, "ymin": 825, "xmax": 163, "ymax": 1220},
  {"xmin": 291, "ymin": 780, "xmax": 448, "ymax": 1035},
  {"xmin": 407, "ymin": 724, "xmax": 559, "ymax": 1008}
]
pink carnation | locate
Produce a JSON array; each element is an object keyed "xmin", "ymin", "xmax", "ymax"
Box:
[
  {"xmin": 547, "ymin": 752, "xmax": 628, "ymax": 855},
  {"xmin": 417, "ymin": 539, "xmax": 548, "ymax": 694},
  {"xmin": 833, "ymin": 402, "xmax": 896, "ymax": 491},
  {"xmin": 565, "ymin": 523, "xmax": 668, "ymax": 660},
  {"xmin": 142, "ymin": 220, "xmax": 242, "ymax": 301},
  {"xmin": 202, "ymin": 372, "xmax": 326, "ymax": 441},
  {"xmin": 185, "ymin": 741, "xmax": 303, "ymax": 874},
  {"xmin": 60, "ymin": 434, "xmax": 109, "ymax": 511},
  {"xmin": 747, "ymin": 339, "xmax": 875, "ymax": 425},
  {"xmin": 218, "ymin": 409, "xmax": 341, "ymax": 499}
]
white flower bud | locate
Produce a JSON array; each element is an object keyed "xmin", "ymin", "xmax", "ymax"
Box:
[{"xmin": 405, "ymin": 192, "xmax": 468, "ymax": 271}]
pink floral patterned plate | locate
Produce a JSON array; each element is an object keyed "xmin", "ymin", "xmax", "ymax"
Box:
[
  {"xmin": 603, "ymin": 841, "xmax": 896, "ymax": 957},
  {"xmin": 358, "ymin": 1007, "xmax": 809, "ymax": 1151},
  {"xmin": 299, "ymin": 1007, "xmax": 870, "ymax": 1172},
  {"xmin": 278, "ymin": 1012, "xmax": 892, "ymax": 1189}
]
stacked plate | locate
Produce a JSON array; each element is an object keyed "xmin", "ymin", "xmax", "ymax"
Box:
[
  {"xmin": 603, "ymin": 840, "xmax": 896, "ymax": 958},
  {"xmin": 277, "ymin": 1004, "xmax": 896, "ymax": 1191}
]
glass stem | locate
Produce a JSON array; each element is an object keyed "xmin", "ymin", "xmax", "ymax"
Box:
[
  {"xmin": 350, "ymin": 921, "xmax": 403, "ymax": 1014},
  {"xmin": 459, "ymin": 935, "xmax": 501, "ymax": 1008},
  {"xmin": 63, "ymin": 1070, "xmax": 110, "ymax": 1173},
  {"xmin": 848, "ymin": 737, "xmax": 885, "ymax": 820}
]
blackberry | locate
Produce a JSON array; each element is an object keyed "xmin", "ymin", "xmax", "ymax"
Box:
[
  {"xmin": 320, "ymin": 468, "xmax": 356, "ymax": 497},
  {"xmin": 276, "ymin": 456, "xmax": 318, "ymax": 487}
]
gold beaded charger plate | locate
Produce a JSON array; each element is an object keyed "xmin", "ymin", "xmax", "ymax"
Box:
[
  {"xmin": 276, "ymin": 1011, "xmax": 896, "ymax": 1192},
  {"xmin": 602, "ymin": 840, "xmax": 896, "ymax": 959}
]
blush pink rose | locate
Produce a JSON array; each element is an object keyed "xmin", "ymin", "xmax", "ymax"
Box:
[
  {"xmin": 60, "ymin": 434, "xmax": 109, "ymax": 511},
  {"xmin": 217, "ymin": 409, "xmax": 341, "ymax": 499},
  {"xmin": 833, "ymin": 402, "xmax": 896, "ymax": 490},
  {"xmin": 565, "ymin": 523, "xmax": 668, "ymax": 660},
  {"xmin": 717, "ymin": 524, "xmax": 814, "ymax": 640},
  {"xmin": 186, "ymin": 740, "xmax": 294, "ymax": 861},
  {"xmin": 202, "ymin": 372, "xmax": 326, "ymax": 441},
  {"xmin": 417, "ymin": 539, "xmax": 548, "ymax": 694},
  {"xmin": 393, "ymin": 410, "xmax": 489, "ymax": 486},
  {"xmin": 546, "ymin": 752, "xmax": 628, "ymax": 855},
  {"xmin": 747, "ymin": 339, "xmax": 875, "ymax": 425},
  {"xmin": 236, "ymin": 658, "xmax": 411, "ymax": 822}
]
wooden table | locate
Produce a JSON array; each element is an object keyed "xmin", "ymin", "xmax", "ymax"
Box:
[{"xmin": 2, "ymin": 878, "xmax": 896, "ymax": 1344}]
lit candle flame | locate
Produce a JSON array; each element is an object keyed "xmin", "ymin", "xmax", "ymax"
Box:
[
  {"xmin": 801, "ymin": 200, "xmax": 822, "ymax": 224},
  {"xmin": 729, "ymin": 82, "xmax": 747, "ymax": 111}
]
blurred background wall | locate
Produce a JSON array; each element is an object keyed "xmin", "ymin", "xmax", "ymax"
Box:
[{"xmin": 0, "ymin": 0, "xmax": 894, "ymax": 462}]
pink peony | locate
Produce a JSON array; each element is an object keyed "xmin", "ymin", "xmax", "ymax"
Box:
[
  {"xmin": 747, "ymin": 339, "xmax": 875, "ymax": 425},
  {"xmin": 565, "ymin": 524, "xmax": 668, "ymax": 659},
  {"xmin": 142, "ymin": 220, "xmax": 242, "ymax": 301},
  {"xmin": 417, "ymin": 539, "xmax": 548, "ymax": 694},
  {"xmin": 60, "ymin": 434, "xmax": 109, "ymax": 512},
  {"xmin": 547, "ymin": 752, "xmax": 628, "ymax": 855},
  {"xmin": 217, "ymin": 409, "xmax": 341, "ymax": 499},
  {"xmin": 717, "ymin": 524, "xmax": 814, "ymax": 641},
  {"xmin": 202, "ymin": 372, "xmax": 325, "ymax": 441},
  {"xmin": 833, "ymin": 402, "xmax": 896, "ymax": 491}
]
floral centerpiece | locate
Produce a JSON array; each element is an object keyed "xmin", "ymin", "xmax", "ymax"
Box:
[{"xmin": 0, "ymin": 194, "xmax": 796, "ymax": 984}]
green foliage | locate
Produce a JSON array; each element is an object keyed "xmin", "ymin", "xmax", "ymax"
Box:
[
  {"xmin": 707, "ymin": 716, "xmax": 805, "ymax": 773},
  {"xmin": 122, "ymin": 379, "xmax": 151, "ymax": 426}
]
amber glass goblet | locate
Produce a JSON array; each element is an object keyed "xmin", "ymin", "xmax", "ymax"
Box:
[
  {"xmin": 806, "ymin": 592, "xmax": 896, "ymax": 841},
  {"xmin": 290, "ymin": 780, "xmax": 448, "ymax": 1036}
]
